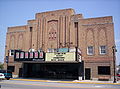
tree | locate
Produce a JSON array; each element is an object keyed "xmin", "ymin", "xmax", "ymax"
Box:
[{"xmin": 0, "ymin": 62, "xmax": 4, "ymax": 70}]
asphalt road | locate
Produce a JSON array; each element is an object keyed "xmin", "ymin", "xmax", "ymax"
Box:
[{"xmin": 0, "ymin": 80, "xmax": 120, "ymax": 89}]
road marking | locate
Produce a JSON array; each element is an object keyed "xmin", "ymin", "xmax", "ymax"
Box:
[
  {"xmin": 95, "ymin": 86, "xmax": 102, "ymax": 88},
  {"xmin": 47, "ymin": 80, "xmax": 58, "ymax": 82},
  {"xmin": 12, "ymin": 79, "xmax": 120, "ymax": 85},
  {"xmin": 0, "ymin": 81, "xmax": 120, "ymax": 89}
]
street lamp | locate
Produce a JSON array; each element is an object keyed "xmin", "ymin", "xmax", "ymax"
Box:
[{"xmin": 112, "ymin": 46, "xmax": 117, "ymax": 83}]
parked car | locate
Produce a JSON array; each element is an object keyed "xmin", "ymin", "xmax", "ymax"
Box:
[
  {"xmin": 117, "ymin": 73, "xmax": 120, "ymax": 77},
  {"xmin": 0, "ymin": 73, "xmax": 5, "ymax": 80},
  {"xmin": 0, "ymin": 70, "xmax": 12, "ymax": 80}
]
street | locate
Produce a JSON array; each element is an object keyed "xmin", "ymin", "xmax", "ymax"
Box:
[{"xmin": 0, "ymin": 79, "xmax": 120, "ymax": 89}]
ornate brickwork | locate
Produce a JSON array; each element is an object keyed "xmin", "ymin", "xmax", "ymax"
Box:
[
  {"xmin": 48, "ymin": 20, "xmax": 58, "ymax": 41},
  {"xmin": 4, "ymin": 9, "xmax": 115, "ymax": 80}
]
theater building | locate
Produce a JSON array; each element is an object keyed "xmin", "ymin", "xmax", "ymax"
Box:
[{"xmin": 4, "ymin": 8, "xmax": 116, "ymax": 80}]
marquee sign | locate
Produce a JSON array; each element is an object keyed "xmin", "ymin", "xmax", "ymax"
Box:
[
  {"xmin": 29, "ymin": 52, "xmax": 34, "ymax": 58},
  {"xmin": 39, "ymin": 52, "xmax": 43, "ymax": 58},
  {"xmin": 77, "ymin": 48, "xmax": 82, "ymax": 62},
  {"xmin": 45, "ymin": 52, "xmax": 76, "ymax": 62},
  {"xmin": 25, "ymin": 52, "xmax": 29, "ymax": 59},
  {"xmin": 16, "ymin": 52, "xmax": 20, "ymax": 59},
  {"xmin": 34, "ymin": 52, "xmax": 38, "ymax": 58},
  {"xmin": 20, "ymin": 52, "xmax": 24, "ymax": 59},
  {"xmin": 14, "ymin": 51, "xmax": 44, "ymax": 61}
]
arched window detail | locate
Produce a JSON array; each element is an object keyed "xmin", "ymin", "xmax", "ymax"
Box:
[
  {"xmin": 48, "ymin": 20, "xmax": 58, "ymax": 41},
  {"xmin": 18, "ymin": 35, "xmax": 23, "ymax": 50},
  {"xmin": 99, "ymin": 29, "xmax": 106, "ymax": 45},
  {"xmin": 10, "ymin": 35, "xmax": 15, "ymax": 49},
  {"xmin": 87, "ymin": 30, "xmax": 94, "ymax": 46}
]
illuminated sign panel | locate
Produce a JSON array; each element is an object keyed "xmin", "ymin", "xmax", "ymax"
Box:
[
  {"xmin": 39, "ymin": 52, "xmax": 43, "ymax": 58},
  {"xmin": 16, "ymin": 52, "xmax": 19, "ymax": 59},
  {"xmin": 58, "ymin": 48, "xmax": 69, "ymax": 52},
  {"xmin": 30, "ymin": 52, "xmax": 34, "ymax": 58},
  {"xmin": 45, "ymin": 52, "xmax": 75, "ymax": 62},
  {"xmin": 20, "ymin": 52, "xmax": 24, "ymax": 58},
  {"xmin": 25, "ymin": 52, "xmax": 29, "ymax": 59},
  {"xmin": 14, "ymin": 50, "xmax": 44, "ymax": 61},
  {"xmin": 34, "ymin": 52, "xmax": 38, "ymax": 58}
]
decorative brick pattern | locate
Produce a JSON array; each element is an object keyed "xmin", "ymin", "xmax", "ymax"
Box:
[{"xmin": 4, "ymin": 9, "xmax": 115, "ymax": 80}]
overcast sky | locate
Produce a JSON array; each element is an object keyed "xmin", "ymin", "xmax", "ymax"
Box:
[{"xmin": 0, "ymin": 0, "xmax": 120, "ymax": 65}]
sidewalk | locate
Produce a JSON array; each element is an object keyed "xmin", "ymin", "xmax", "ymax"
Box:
[
  {"xmin": 73, "ymin": 80, "xmax": 120, "ymax": 85},
  {"xmin": 11, "ymin": 78, "xmax": 120, "ymax": 85}
]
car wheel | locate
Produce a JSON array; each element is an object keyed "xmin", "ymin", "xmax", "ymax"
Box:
[{"xmin": 6, "ymin": 78, "xmax": 10, "ymax": 80}]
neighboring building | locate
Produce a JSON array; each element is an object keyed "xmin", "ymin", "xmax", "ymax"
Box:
[{"xmin": 4, "ymin": 8, "xmax": 116, "ymax": 80}]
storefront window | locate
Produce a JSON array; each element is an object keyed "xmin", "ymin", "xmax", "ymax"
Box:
[{"xmin": 98, "ymin": 66, "xmax": 110, "ymax": 75}]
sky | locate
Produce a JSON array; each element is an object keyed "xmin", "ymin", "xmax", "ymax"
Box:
[{"xmin": 0, "ymin": 0, "xmax": 120, "ymax": 65}]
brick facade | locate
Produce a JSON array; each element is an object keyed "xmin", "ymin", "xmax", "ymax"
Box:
[{"xmin": 4, "ymin": 9, "xmax": 115, "ymax": 80}]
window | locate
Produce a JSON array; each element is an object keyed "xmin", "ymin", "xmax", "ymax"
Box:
[
  {"xmin": 87, "ymin": 46, "xmax": 94, "ymax": 55},
  {"xmin": 48, "ymin": 31, "xmax": 57, "ymax": 40},
  {"xmin": 99, "ymin": 46, "xmax": 106, "ymax": 54},
  {"xmin": 30, "ymin": 27, "xmax": 32, "ymax": 32},
  {"xmin": 74, "ymin": 22, "xmax": 78, "ymax": 28},
  {"xmin": 98, "ymin": 66, "xmax": 110, "ymax": 75}
]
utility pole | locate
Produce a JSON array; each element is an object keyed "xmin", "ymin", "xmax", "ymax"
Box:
[
  {"xmin": 112, "ymin": 46, "xmax": 117, "ymax": 83},
  {"xmin": 5, "ymin": 50, "xmax": 9, "ymax": 77}
]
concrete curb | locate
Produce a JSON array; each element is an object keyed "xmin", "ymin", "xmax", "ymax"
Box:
[{"xmin": 11, "ymin": 79, "xmax": 120, "ymax": 85}]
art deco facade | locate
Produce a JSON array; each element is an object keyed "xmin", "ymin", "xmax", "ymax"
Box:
[{"xmin": 4, "ymin": 9, "xmax": 115, "ymax": 80}]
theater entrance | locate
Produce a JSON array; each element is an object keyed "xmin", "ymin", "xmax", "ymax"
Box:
[{"xmin": 22, "ymin": 62, "xmax": 83, "ymax": 79}]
